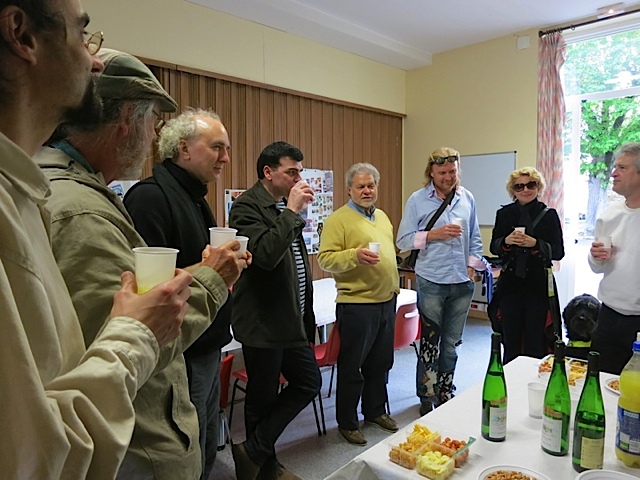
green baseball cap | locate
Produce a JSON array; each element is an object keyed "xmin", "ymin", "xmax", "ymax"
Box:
[{"xmin": 96, "ymin": 48, "xmax": 177, "ymax": 113}]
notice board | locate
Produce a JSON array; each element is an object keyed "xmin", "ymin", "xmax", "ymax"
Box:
[{"xmin": 460, "ymin": 151, "xmax": 516, "ymax": 226}]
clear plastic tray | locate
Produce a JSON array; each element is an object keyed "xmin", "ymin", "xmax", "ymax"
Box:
[{"xmin": 538, "ymin": 354, "xmax": 587, "ymax": 387}]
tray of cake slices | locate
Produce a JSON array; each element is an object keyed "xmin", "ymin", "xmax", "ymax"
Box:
[
  {"xmin": 537, "ymin": 354, "xmax": 588, "ymax": 388},
  {"xmin": 388, "ymin": 423, "xmax": 475, "ymax": 479}
]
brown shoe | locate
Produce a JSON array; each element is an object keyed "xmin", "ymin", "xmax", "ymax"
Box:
[
  {"xmin": 365, "ymin": 413, "xmax": 399, "ymax": 432},
  {"xmin": 338, "ymin": 427, "xmax": 368, "ymax": 445},
  {"xmin": 232, "ymin": 442, "xmax": 261, "ymax": 480},
  {"xmin": 258, "ymin": 459, "xmax": 301, "ymax": 480}
]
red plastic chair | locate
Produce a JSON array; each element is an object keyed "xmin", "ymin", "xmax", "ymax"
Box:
[
  {"xmin": 313, "ymin": 323, "xmax": 341, "ymax": 399},
  {"xmin": 394, "ymin": 303, "xmax": 420, "ymax": 350},
  {"xmin": 218, "ymin": 354, "xmax": 234, "ymax": 450}
]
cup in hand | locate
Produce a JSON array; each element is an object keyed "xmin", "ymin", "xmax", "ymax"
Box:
[
  {"xmin": 451, "ymin": 217, "xmax": 464, "ymax": 227},
  {"xmin": 235, "ymin": 235, "xmax": 249, "ymax": 254},
  {"xmin": 514, "ymin": 226, "xmax": 526, "ymax": 234},
  {"xmin": 133, "ymin": 247, "xmax": 179, "ymax": 294},
  {"xmin": 209, "ymin": 227, "xmax": 237, "ymax": 247},
  {"xmin": 596, "ymin": 235, "xmax": 612, "ymax": 260},
  {"xmin": 368, "ymin": 242, "xmax": 381, "ymax": 254},
  {"xmin": 527, "ymin": 381, "xmax": 546, "ymax": 419}
]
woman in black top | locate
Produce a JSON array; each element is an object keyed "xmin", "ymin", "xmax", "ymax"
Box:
[{"xmin": 490, "ymin": 167, "xmax": 564, "ymax": 363}]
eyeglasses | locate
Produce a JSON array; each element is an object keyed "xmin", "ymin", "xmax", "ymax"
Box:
[
  {"xmin": 513, "ymin": 181, "xmax": 538, "ymax": 192},
  {"xmin": 429, "ymin": 155, "xmax": 459, "ymax": 165},
  {"xmin": 152, "ymin": 110, "xmax": 165, "ymax": 134},
  {"xmin": 83, "ymin": 31, "xmax": 104, "ymax": 55}
]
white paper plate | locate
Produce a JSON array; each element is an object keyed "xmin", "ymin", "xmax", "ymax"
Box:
[
  {"xmin": 478, "ymin": 465, "xmax": 550, "ymax": 480},
  {"xmin": 575, "ymin": 470, "xmax": 639, "ymax": 479},
  {"xmin": 605, "ymin": 376, "xmax": 620, "ymax": 395}
]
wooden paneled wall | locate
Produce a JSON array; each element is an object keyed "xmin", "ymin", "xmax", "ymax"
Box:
[{"xmin": 143, "ymin": 60, "xmax": 404, "ymax": 278}]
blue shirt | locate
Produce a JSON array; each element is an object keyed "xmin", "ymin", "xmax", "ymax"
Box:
[{"xmin": 396, "ymin": 184, "xmax": 484, "ymax": 284}]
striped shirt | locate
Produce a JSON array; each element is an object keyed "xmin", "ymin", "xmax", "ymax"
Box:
[{"xmin": 276, "ymin": 201, "xmax": 307, "ymax": 315}]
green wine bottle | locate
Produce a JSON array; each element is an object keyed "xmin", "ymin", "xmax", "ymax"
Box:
[
  {"xmin": 481, "ymin": 332, "xmax": 507, "ymax": 441},
  {"xmin": 572, "ymin": 351, "xmax": 605, "ymax": 472},
  {"xmin": 541, "ymin": 340, "xmax": 571, "ymax": 456}
]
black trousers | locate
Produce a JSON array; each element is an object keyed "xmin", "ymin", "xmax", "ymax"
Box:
[
  {"xmin": 499, "ymin": 289, "xmax": 549, "ymax": 364},
  {"xmin": 242, "ymin": 344, "xmax": 321, "ymax": 466},
  {"xmin": 335, "ymin": 297, "xmax": 396, "ymax": 431},
  {"xmin": 592, "ymin": 303, "xmax": 640, "ymax": 374}
]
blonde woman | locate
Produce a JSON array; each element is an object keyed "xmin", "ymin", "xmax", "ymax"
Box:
[{"xmin": 489, "ymin": 167, "xmax": 564, "ymax": 363}]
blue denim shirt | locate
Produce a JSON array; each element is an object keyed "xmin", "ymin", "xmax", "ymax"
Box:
[{"xmin": 396, "ymin": 184, "xmax": 484, "ymax": 284}]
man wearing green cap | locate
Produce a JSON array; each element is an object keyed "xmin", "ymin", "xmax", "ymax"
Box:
[
  {"xmin": 35, "ymin": 48, "xmax": 251, "ymax": 479},
  {"xmin": 0, "ymin": 3, "xmax": 194, "ymax": 479}
]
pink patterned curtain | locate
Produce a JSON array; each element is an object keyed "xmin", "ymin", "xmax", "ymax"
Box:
[{"xmin": 537, "ymin": 32, "xmax": 566, "ymax": 222}]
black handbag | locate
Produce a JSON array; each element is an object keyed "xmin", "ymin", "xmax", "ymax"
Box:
[{"xmin": 403, "ymin": 188, "xmax": 456, "ymax": 270}]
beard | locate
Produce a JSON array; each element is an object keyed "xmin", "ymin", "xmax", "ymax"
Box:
[
  {"xmin": 48, "ymin": 76, "xmax": 103, "ymax": 143},
  {"xmin": 116, "ymin": 123, "xmax": 154, "ymax": 180}
]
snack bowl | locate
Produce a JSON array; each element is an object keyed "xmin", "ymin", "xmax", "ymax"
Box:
[{"xmin": 478, "ymin": 465, "xmax": 550, "ymax": 480}]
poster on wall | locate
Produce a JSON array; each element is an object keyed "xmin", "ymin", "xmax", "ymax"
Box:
[{"xmin": 224, "ymin": 168, "xmax": 333, "ymax": 254}]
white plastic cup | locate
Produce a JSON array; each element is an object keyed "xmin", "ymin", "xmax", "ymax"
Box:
[
  {"xmin": 368, "ymin": 242, "xmax": 381, "ymax": 254},
  {"xmin": 133, "ymin": 247, "xmax": 179, "ymax": 294},
  {"xmin": 235, "ymin": 235, "xmax": 249, "ymax": 253},
  {"xmin": 514, "ymin": 226, "xmax": 526, "ymax": 234},
  {"xmin": 527, "ymin": 381, "xmax": 546, "ymax": 419},
  {"xmin": 209, "ymin": 227, "xmax": 237, "ymax": 247},
  {"xmin": 596, "ymin": 235, "xmax": 612, "ymax": 260},
  {"xmin": 451, "ymin": 217, "xmax": 464, "ymax": 227}
]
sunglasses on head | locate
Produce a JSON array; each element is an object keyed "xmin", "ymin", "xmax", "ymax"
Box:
[
  {"xmin": 430, "ymin": 155, "xmax": 459, "ymax": 165},
  {"xmin": 513, "ymin": 181, "xmax": 538, "ymax": 192}
]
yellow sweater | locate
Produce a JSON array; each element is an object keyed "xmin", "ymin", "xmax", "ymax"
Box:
[{"xmin": 318, "ymin": 204, "xmax": 399, "ymax": 303}]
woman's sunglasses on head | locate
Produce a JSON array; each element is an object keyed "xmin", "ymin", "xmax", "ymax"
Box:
[
  {"xmin": 430, "ymin": 155, "xmax": 459, "ymax": 165},
  {"xmin": 513, "ymin": 181, "xmax": 537, "ymax": 192}
]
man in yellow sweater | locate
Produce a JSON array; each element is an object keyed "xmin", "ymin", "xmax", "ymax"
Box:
[{"xmin": 318, "ymin": 163, "xmax": 400, "ymax": 445}]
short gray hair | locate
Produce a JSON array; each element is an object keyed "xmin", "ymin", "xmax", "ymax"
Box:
[
  {"xmin": 158, "ymin": 108, "xmax": 221, "ymax": 160},
  {"xmin": 345, "ymin": 163, "xmax": 380, "ymax": 187},
  {"xmin": 616, "ymin": 142, "xmax": 640, "ymax": 173}
]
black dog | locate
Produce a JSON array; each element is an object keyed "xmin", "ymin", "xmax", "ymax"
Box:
[{"xmin": 562, "ymin": 294, "xmax": 600, "ymax": 359}]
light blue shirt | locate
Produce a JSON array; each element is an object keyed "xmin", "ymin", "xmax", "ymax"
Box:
[{"xmin": 396, "ymin": 184, "xmax": 484, "ymax": 284}]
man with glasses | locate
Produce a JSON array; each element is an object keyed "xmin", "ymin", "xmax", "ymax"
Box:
[
  {"xmin": 589, "ymin": 142, "xmax": 640, "ymax": 374},
  {"xmin": 35, "ymin": 49, "xmax": 249, "ymax": 480},
  {"xmin": 124, "ymin": 109, "xmax": 234, "ymax": 479},
  {"xmin": 228, "ymin": 141, "xmax": 321, "ymax": 480},
  {"xmin": 397, "ymin": 146, "xmax": 484, "ymax": 415},
  {"xmin": 0, "ymin": 2, "xmax": 194, "ymax": 478}
]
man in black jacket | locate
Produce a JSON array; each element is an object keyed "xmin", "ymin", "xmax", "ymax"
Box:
[
  {"xmin": 124, "ymin": 109, "xmax": 233, "ymax": 479},
  {"xmin": 228, "ymin": 141, "xmax": 322, "ymax": 480}
]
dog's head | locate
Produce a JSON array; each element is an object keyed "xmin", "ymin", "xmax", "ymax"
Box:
[{"xmin": 562, "ymin": 294, "xmax": 600, "ymax": 342}]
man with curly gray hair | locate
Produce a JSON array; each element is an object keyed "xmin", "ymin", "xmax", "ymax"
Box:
[{"xmin": 125, "ymin": 108, "xmax": 233, "ymax": 479}]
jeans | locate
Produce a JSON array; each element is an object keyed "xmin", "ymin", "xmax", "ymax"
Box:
[
  {"xmin": 242, "ymin": 344, "xmax": 321, "ymax": 466},
  {"xmin": 335, "ymin": 297, "xmax": 396, "ymax": 430},
  {"xmin": 591, "ymin": 303, "xmax": 640, "ymax": 374},
  {"xmin": 185, "ymin": 349, "xmax": 220, "ymax": 480},
  {"xmin": 415, "ymin": 276, "xmax": 474, "ymax": 399}
]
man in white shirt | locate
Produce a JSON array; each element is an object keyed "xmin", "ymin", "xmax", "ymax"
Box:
[{"xmin": 589, "ymin": 142, "xmax": 640, "ymax": 374}]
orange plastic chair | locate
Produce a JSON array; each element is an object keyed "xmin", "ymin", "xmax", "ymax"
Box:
[
  {"xmin": 313, "ymin": 323, "xmax": 341, "ymax": 399},
  {"xmin": 218, "ymin": 354, "xmax": 234, "ymax": 451}
]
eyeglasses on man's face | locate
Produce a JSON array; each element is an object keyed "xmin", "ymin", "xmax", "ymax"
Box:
[
  {"xmin": 513, "ymin": 180, "xmax": 538, "ymax": 192},
  {"xmin": 83, "ymin": 31, "xmax": 104, "ymax": 55},
  {"xmin": 430, "ymin": 155, "xmax": 459, "ymax": 165},
  {"xmin": 152, "ymin": 110, "xmax": 165, "ymax": 134}
]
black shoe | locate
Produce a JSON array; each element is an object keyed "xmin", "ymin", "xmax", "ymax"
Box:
[
  {"xmin": 258, "ymin": 459, "xmax": 301, "ymax": 480},
  {"xmin": 419, "ymin": 399, "xmax": 433, "ymax": 416}
]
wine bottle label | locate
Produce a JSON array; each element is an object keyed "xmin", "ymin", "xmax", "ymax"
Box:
[
  {"xmin": 542, "ymin": 415, "xmax": 563, "ymax": 452},
  {"xmin": 489, "ymin": 404, "xmax": 507, "ymax": 438},
  {"xmin": 578, "ymin": 436, "xmax": 604, "ymax": 469},
  {"xmin": 616, "ymin": 407, "xmax": 640, "ymax": 454}
]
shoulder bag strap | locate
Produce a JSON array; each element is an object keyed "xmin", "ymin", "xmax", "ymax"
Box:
[
  {"xmin": 423, "ymin": 187, "xmax": 456, "ymax": 232},
  {"xmin": 531, "ymin": 207, "xmax": 549, "ymax": 230}
]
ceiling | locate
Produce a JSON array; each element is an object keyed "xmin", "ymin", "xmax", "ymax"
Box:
[{"xmin": 188, "ymin": 0, "xmax": 640, "ymax": 70}]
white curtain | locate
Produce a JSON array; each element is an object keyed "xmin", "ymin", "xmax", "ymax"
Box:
[{"xmin": 537, "ymin": 32, "xmax": 566, "ymax": 222}]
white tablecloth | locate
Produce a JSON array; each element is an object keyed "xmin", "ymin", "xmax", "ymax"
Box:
[
  {"xmin": 325, "ymin": 356, "xmax": 639, "ymax": 480},
  {"xmin": 223, "ymin": 278, "xmax": 417, "ymax": 352}
]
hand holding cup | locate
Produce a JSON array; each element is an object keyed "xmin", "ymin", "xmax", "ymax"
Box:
[
  {"xmin": 591, "ymin": 235, "xmax": 612, "ymax": 260},
  {"xmin": 287, "ymin": 181, "xmax": 315, "ymax": 213}
]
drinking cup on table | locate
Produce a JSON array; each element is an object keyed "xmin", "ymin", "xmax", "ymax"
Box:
[
  {"xmin": 133, "ymin": 247, "xmax": 179, "ymax": 294},
  {"xmin": 514, "ymin": 226, "xmax": 526, "ymax": 234},
  {"xmin": 368, "ymin": 242, "xmax": 381, "ymax": 254},
  {"xmin": 527, "ymin": 381, "xmax": 546, "ymax": 419},
  {"xmin": 451, "ymin": 217, "xmax": 464, "ymax": 227},
  {"xmin": 209, "ymin": 227, "xmax": 237, "ymax": 247},
  {"xmin": 235, "ymin": 235, "xmax": 249, "ymax": 254},
  {"xmin": 596, "ymin": 235, "xmax": 612, "ymax": 260}
]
